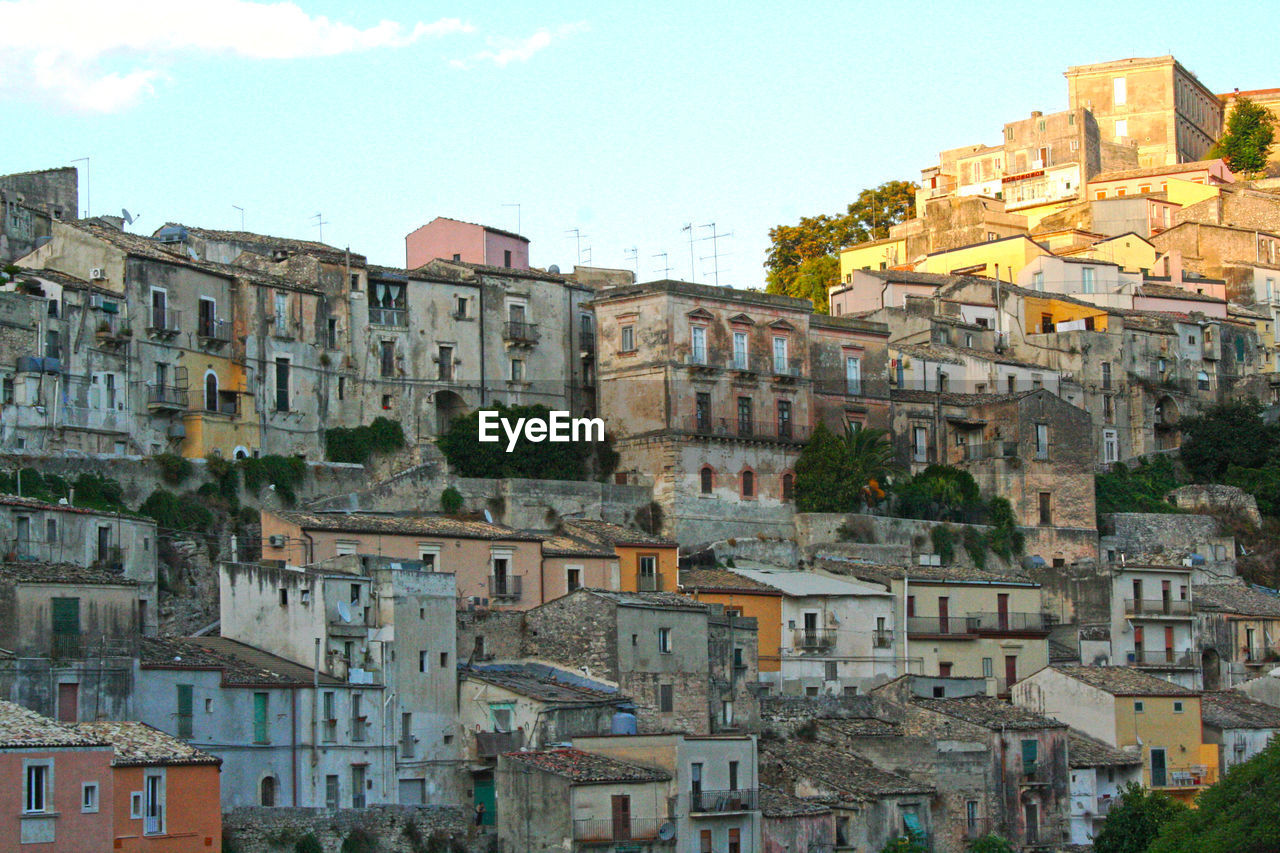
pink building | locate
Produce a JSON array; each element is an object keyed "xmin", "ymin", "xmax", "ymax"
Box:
[
  {"xmin": 1089, "ymin": 159, "xmax": 1235, "ymax": 200},
  {"xmin": 405, "ymin": 217, "xmax": 530, "ymax": 270},
  {"xmin": 0, "ymin": 699, "xmax": 115, "ymax": 849}
]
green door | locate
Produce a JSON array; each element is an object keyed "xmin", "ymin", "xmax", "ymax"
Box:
[
  {"xmin": 51, "ymin": 597, "xmax": 80, "ymax": 635},
  {"xmin": 473, "ymin": 774, "xmax": 496, "ymax": 826},
  {"xmin": 1150, "ymin": 748, "xmax": 1167, "ymax": 787}
]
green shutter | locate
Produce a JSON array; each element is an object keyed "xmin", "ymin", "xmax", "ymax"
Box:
[
  {"xmin": 51, "ymin": 598, "xmax": 80, "ymax": 636},
  {"xmin": 1021, "ymin": 739, "xmax": 1038, "ymax": 771},
  {"xmin": 177, "ymin": 685, "xmax": 193, "ymax": 738},
  {"xmin": 253, "ymin": 693, "xmax": 269, "ymax": 744}
]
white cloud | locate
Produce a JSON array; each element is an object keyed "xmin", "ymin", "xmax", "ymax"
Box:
[
  {"xmin": 0, "ymin": 0, "xmax": 474, "ymax": 112},
  {"xmin": 452, "ymin": 22, "xmax": 587, "ymax": 70}
]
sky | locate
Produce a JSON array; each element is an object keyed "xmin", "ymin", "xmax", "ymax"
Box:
[{"xmin": 1, "ymin": 0, "xmax": 1275, "ymax": 289}]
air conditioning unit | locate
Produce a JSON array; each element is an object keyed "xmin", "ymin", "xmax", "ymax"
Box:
[
  {"xmin": 268, "ymin": 534, "xmax": 286, "ymax": 547},
  {"xmin": 90, "ymin": 268, "xmax": 106, "ymax": 281}
]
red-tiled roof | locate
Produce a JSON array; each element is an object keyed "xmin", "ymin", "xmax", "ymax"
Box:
[{"xmin": 501, "ymin": 748, "xmax": 670, "ymax": 784}]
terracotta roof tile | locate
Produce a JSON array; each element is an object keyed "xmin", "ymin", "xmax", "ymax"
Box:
[
  {"xmin": 141, "ymin": 637, "xmax": 345, "ymax": 687},
  {"xmin": 1049, "ymin": 666, "xmax": 1197, "ymax": 696},
  {"xmin": 562, "ymin": 519, "xmax": 677, "ymax": 549},
  {"xmin": 911, "ymin": 696, "xmax": 1067, "ymax": 731},
  {"xmin": 272, "ymin": 510, "xmax": 542, "ymax": 542},
  {"xmin": 1068, "ymin": 730, "xmax": 1142, "ymax": 768},
  {"xmin": 74, "ymin": 721, "xmax": 221, "ymax": 767},
  {"xmin": 760, "ymin": 739, "xmax": 932, "ymax": 803},
  {"xmin": 1201, "ymin": 691, "xmax": 1280, "ymax": 730},
  {"xmin": 0, "ymin": 700, "xmax": 108, "ymax": 748},
  {"xmin": 679, "ymin": 568, "xmax": 783, "ymax": 595},
  {"xmin": 1194, "ymin": 582, "xmax": 1280, "ymax": 618},
  {"xmin": 501, "ymin": 748, "xmax": 670, "ymax": 783},
  {"xmin": 759, "ymin": 785, "xmax": 832, "ymax": 818},
  {"xmin": 0, "ymin": 560, "xmax": 136, "ymax": 586}
]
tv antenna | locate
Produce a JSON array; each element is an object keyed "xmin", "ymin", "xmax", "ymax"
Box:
[
  {"xmin": 581, "ymin": 246, "xmax": 592, "ymax": 265},
  {"xmin": 565, "ymin": 228, "xmax": 587, "ymax": 264},
  {"xmin": 312, "ymin": 212, "xmax": 329, "ymax": 243},
  {"xmin": 699, "ymin": 222, "xmax": 733, "ymax": 286},
  {"xmin": 681, "ymin": 223, "xmax": 696, "ymax": 281},
  {"xmin": 71, "ymin": 157, "xmax": 90, "ymax": 218},
  {"xmin": 502, "ymin": 203, "xmax": 522, "ymax": 235},
  {"xmin": 623, "ymin": 246, "xmax": 638, "ymax": 273},
  {"xmin": 652, "ymin": 252, "xmax": 673, "ymax": 278},
  {"xmin": 232, "ymin": 205, "xmax": 245, "ymax": 230}
]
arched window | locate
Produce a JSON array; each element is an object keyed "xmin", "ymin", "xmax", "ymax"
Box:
[
  {"xmin": 260, "ymin": 775, "xmax": 276, "ymax": 807},
  {"xmin": 781, "ymin": 472, "xmax": 794, "ymax": 502},
  {"xmin": 741, "ymin": 469, "xmax": 755, "ymax": 499},
  {"xmin": 700, "ymin": 466, "xmax": 714, "ymax": 495},
  {"xmin": 204, "ymin": 372, "xmax": 218, "ymax": 412}
]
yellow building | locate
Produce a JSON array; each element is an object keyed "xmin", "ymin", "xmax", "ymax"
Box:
[
  {"xmin": 839, "ymin": 236, "xmax": 909, "ymax": 280},
  {"xmin": 1060, "ymin": 233, "xmax": 1159, "ymax": 273},
  {"xmin": 180, "ymin": 354, "xmax": 259, "ymax": 459},
  {"xmin": 561, "ymin": 519, "xmax": 679, "ymax": 593},
  {"xmin": 1166, "ymin": 176, "xmax": 1221, "ymax": 208},
  {"xmin": 1020, "ymin": 290, "xmax": 1112, "ymax": 335},
  {"xmin": 1012, "ymin": 665, "xmax": 1218, "ymax": 805},
  {"xmin": 918, "ymin": 234, "xmax": 1050, "ymax": 280},
  {"xmin": 680, "ymin": 567, "xmax": 784, "ymax": 673}
]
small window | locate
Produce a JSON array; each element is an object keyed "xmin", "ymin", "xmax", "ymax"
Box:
[
  {"xmin": 419, "ymin": 651, "xmax": 428, "ymax": 673},
  {"xmin": 741, "ymin": 469, "xmax": 755, "ymax": 499},
  {"xmin": 82, "ymin": 782, "xmax": 99, "ymax": 813},
  {"xmin": 439, "ymin": 651, "xmax": 449, "ymax": 668},
  {"xmin": 621, "ymin": 325, "xmax": 635, "ymax": 352},
  {"xmin": 1135, "ymin": 701, "xmax": 1145, "ymax": 713},
  {"xmin": 700, "ymin": 465, "xmax": 714, "ymax": 495},
  {"xmin": 1173, "ymin": 701, "xmax": 1184, "ymax": 713},
  {"xmin": 130, "ymin": 791, "xmax": 144, "ymax": 819},
  {"xmin": 278, "ymin": 588, "xmax": 288, "ymax": 606},
  {"xmin": 658, "ymin": 627, "xmax": 672, "ymax": 653}
]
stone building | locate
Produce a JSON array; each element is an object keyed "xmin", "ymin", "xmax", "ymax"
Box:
[
  {"xmin": 592, "ymin": 278, "xmax": 889, "ymax": 545},
  {"xmin": 759, "ymin": 786, "xmax": 834, "ymax": 853},
  {"xmin": 1199, "ymin": 690, "xmax": 1280, "ymax": 777},
  {"xmin": 137, "ymin": 636, "xmax": 390, "ymax": 810},
  {"xmin": 1109, "ymin": 563, "xmax": 1199, "ymax": 688},
  {"xmin": 1194, "ymin": 580, "xmax": 1280, "ymax": 690},
  {"xmin": 0, "ymin": 167, "xmax": 77, "ymax": 263},
  {"xmin": 1065, "ymin": 55, "xmax": 1222, "ymax": 167}
]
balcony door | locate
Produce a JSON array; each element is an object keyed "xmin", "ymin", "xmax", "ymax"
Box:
[
  {"xmin": 1150, "ymin": 747, "xmax": 1167, "ymax": 787},
  {"xmin": 611, "ymin": 794, "xmax": 631, "ymax": 841},
  {"xmin": 803, "ymin": 612, "xmax": 819, "ymax": 646},
  {"xmin": 997, "ymin": 593, "xmax": 1009, "ymax": 631},
  {"xmin": 938, "ymin": 597, "xmax": 950, "ymax": 634}
]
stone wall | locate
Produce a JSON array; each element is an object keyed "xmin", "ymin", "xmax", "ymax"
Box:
[
  {"xmin": 1099, "ymin": 512, "xmax": 1236, "ymax": 581},
  {"xmin": 222, "ymin": 805, "xmax": 488, "ymax": 853},
  {"xmin": 1166, "ymin": 483, "xmax": 1262, "ymax": 527},
  {"xmin": 794, "ymin": 512, "xmax": 1014, "ymax": 573}
]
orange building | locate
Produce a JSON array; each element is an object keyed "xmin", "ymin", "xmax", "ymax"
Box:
[
  {"xmin": 562, "ymin": 519, "xmax": 680, "ymax": 593},
  {"xmin": 679, "ymin": 567, "xmax": 783, "ymax": 673},
  {"xmin": 74, "ymin": 721, "xmax": 221, "ymax": 852}
]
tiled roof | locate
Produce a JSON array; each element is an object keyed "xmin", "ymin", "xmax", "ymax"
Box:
[
  {"xmin": 1091, "ymin": 160, "xmax": 1228, "ymax": 183},
  {"xmin": 0, "ymin": 494, "xmax": 151, "ymax": 522},
  {"xmin": 1193, "ymin": 582, "xmax": 1280, "ymax": 618},
  {"xmin": 416, "ymin": 258, "xmax": 569, "ymax": 284},
  {"xmin": 893, "ymin": 343, "xmax": 965, "ymax": 366},
  {"xmin": 911, "ymin": 696, "xmax": 1066, "ymax": 731},
  {"xmin": 1229, "ymin": 303, "xmax": 1271, "ymax": 320},
  {"xmin": 1068, "ymin": 730, "xmax": 1142, "ymax": 768},
  {"xmin": 889, "ymin": 388, "xmax": 1039, "ymax": 408},
  {"xmin": 760, "ymin": 739, "xmax": 932, "ymax": 803},
  {"xmin": 680, "ymin": 567, "xmax": 782, "ymax": 595},
  {"xmin": 847, "ymin": 269, "xmax": 976, "ymax": 287},
  {"xmin": 0, "ymin": 700, "xmax": 108, "ymax": 749},
  {"xmin": 501, "ymin": 748, "xmax": 670, "ymax": 783},
  {"xmin": 536, "ymin": 532, "xmax": 616, "ymax": 559},
  {"xmin": 585, "ymin": 589, "xmax": 708, "ymax": 611},
  {"xmin": 816, "ymin": 555, "xmax": 1036, "ymax": 587},
  {"xmin": 74, "ymin": 722, "xmax": 221, "ymax": 767},
  {"xmin": 0, "ymin": 560, "xmax": 135, "ymax": 586},
  {"xmin": 141, "ymin": 637, "xmax": 345, "ymax": 687},
  {"xmin": 1201, "ymin": 691, "xmax": 1280, "ymax": 730},
  {"xmin": 562, "ymin": 519, "xmax": 677, "ymax": 549},
  {"xmin": 162, "ymin": 223, "xmax": 366, "ymax": 265},
  {"xmin": 818, "ymin": 718, "xmax": 902, "ymax": 738},
  {"xmin": 462, "ymin": 665, "xmax": 622, "ymax": 705},
  {"xmin": 271, "ymin": 510, "xmax": 542, "ymax": 542},
  {"xmin": 759, "ymin": 785, "xmax": 832, "ymax": 818},
  {"xmin": 1049, "ymin": 666, "xmax": 1197, "ymax": 696},
  {"xmin": 1136, "ymin": 283, "xmax": 1226, "ymax": 303}
]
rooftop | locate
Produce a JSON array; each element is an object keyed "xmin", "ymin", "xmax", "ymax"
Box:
[
  {"xmin": 1135, "ymin": 283, "xmax": 1226, "ymax": 304},
  {"xmin": 411, "ymin": 216, "xmax": 529, "ymax": 244},
  {"xmin": 462, "ymin": 664, "xmax": 622, "ymax": 705},
  {"xmin": 1202, "ymin": 691, "xmax": 1280, "ymax": 730},
  {"xmin": 270, "ymin": 510, "xmax": 542, "ymax": 542},
  {"xmin": 1193, "ymin": 581, "xmax": 1280, "ymax": 618},
  {"xmin": 561, "ymin": 519, "xmax": 677, "ymax": 549},
  {"xmin": 911, "ymin": 695, "xmax": 1067, "ymax": 731},
  {"xmin": 0, "ymin": 560, "xmax": 135, "ymax": 586},
  {"xmin": 816, "ymin": 555, "xmax": 1037, "ymax": 587},
  {"xmin": 583, "ymin": 589, "xmax": 708, "ymax": 611},
  {"xmin": 74, "ymin": 721, "xmax": 221, "ymax": 767},
  {"xmin": 501, "ymin": 748, "xmax": 670, "ymax": 784},
  {"xmin": 679, "ymin": 567, "xmax": 783, "ymax": 595},
  {"xmin": 159, "ymin": 222, "xmax": 366, "ymax": 265},
  {"xmin": 1048, "ymin": 666, "xmax": 1197, "ymax": 696},
  {"xmin": 141, "ymin": 636, "xmax": 345, "ymax": 687},
  {"xmin": 726, "ymin": 566, "xmax": 891, "ymax": 598},
  {"xmin": 760, "ymin": 739, "xmax": 932, "ymax": 803},
  {"xmin": 535, "ymin": 532, "xmax": 616, "ymax": 559},
  {"xmin": 1090, "ymin": 159, "xmax": 1230, "ymax": 184},
  {"xmin": 1068, "ymin": 730, "xmax": 1142, "ymax": 768},
  {"xmin": 759, "ymin": 785, "xmax": 832, "ymax": 818},
  {"xmin": 0, "ymin": 700, "xmax": 108, "ymax": 749},
  {"xmin": 818, "ymin": 718, "xmax": 902, "ymax": 738},
  {"xmin": 593, "ymin": 278, "xmax": 815, "ymax": 312},
  {"xmin": 0, "ymin": 493, "xmax": 151, "ymax": 522}
]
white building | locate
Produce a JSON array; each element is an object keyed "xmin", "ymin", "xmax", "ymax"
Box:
[
  {"xmin": 1200, "ymin": 690, "xmax": 1280, "ymax": 777},
  {"xmin": 1110, "ymin": 563, "xmax": 1198, "ymax": 688},
  {"xmin": 1066, "ymin": 729, "xmax": 1142, "ymax": 846}
]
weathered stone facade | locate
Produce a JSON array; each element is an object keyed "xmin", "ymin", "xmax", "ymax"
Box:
[{"xmin": 221, "ymin": 805, "xmax": 482, "ymax": 853}]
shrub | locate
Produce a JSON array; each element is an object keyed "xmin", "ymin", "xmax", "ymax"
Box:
[
  {"xmin": 930, "ymin": 524, "xmax": 956, "ymax": 563},
  {"xmin": 239, "ymin": 455, "xmax": 306, "ymax": 505},
  {"xmin": 339, "ymin": 827, "xmax": 380, "ymax": 853},
  {"xmin": 325, "ymin": 417, "xmax": 406, "ymax": 464},
  {"xmin": 440, "ymin": 486, "xmax": 464, "ymax": 514},
  {"xmin": 963, "ymin": 525, "xmax": 986, "ymax": 569},
  {"xmin": 153, "ymin": 452, "xmax": 192, "ymax": 485},
  {"xmin": 437, "ymin": 403, "xmax": 595, "ymax": 481},
  {"xmin": 139, "ymin": 489, "xmax": 214, "ymax": 532},
  {"xmin": 294, "ymin": 834, "xmax": 323, "ymax": 853}
]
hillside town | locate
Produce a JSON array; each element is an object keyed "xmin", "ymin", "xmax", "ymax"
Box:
[{"xmin": 3, "ymin": 54, "xmax": 1280, "ymax": 853}]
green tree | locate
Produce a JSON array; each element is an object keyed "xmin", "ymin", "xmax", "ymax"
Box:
[
  {"xmin": 1095, "ymin": 454, "xmax": 1184, "ymax": 517},
  {"xmin": 967, "ymin": 835, "xmax": 1016, "ymax": 853},
  {"xmin": 765, "ymin": 180, "xmax": 917, "ymax": 311},
  {"xmin": 1210, "ymin": 96, "xmax": 1276, "ymax": 175},
  {"xmin": 1179, "ymin": 399, "xmax": 1278, "ymax": 481},
  {"xmin": 879, "ymin": 830, "xmax": 929, "ymax": 853},
  {"xmin": 1147, "ymin": 738, "xmax": 1280, "ymax": 853},
  {"xmin": 436, "ymin": 403, "xmax": 600, "ymax": 481},
  {"xmin": 1092, "ymin": 783, "xmax": 1187, "ymax": 853},
  {"xmin": 794, "ymin": 424, "xmax": 896, "ymax": 513},
  {"xmin": 894, "ymin": 465, "xmax": 983, "ymax": 521}
]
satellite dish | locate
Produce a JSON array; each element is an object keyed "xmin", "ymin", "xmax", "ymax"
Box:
[
  {"xmin": 548, "ymin": 264, "xmax": 560, "ymax": 274},
  {"xmin": 657, "ymin": 822, "xmax": 676, "ymax": 842},
  {"xmin": 336, "ymin": 600, "xmax": 353, "ymax": 623},
  {"xmin": 121, "ymin": 209, "xmax": 140, "ymax": 225},
  {"xmin": 483, "ymin": 509, "xmax": 494, "ymax": 524}
]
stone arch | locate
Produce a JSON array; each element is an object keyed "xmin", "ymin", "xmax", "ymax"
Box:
[
  {"xmin": 1201, "ymin": 647, "xmax": 1221, "ymax": 691},
  {"xmin": 435, "ymin": 390, "xmax": 468, "ymax": 436}
]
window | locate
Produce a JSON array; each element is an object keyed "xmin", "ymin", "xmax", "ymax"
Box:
[
  {"xmin": 503, "ymin": 249, "xmax": 512, "ymax": 267},
  {"xmin": 1038, "ymin": 492, "xmax": 1052, "ymax": 525},
  {"xmin": 982, "ymin": 657, "xmax": 993, "ymax": 678},
  {"xmin": 741, "ymin": 469, "xmax": 755, "ymax": 499},
  {"xmin": 1135, "ymin": 701, "xmax": 1145, "ymax": 713},
  {"xmin": 24, "ymin": 762, "xmax": 49, "ymax": 813},
  {"xmin": 177, "ymin": 684, "xmax": 193, "ymax": 739},
  {"xmin": 620, "ymin": 324, "xmax": 635, "ymax": 352},
  {"xmin": 781, "ymin": 472, "xmax": 794, "ymax": 502},
  {"xmin": 351, "ymin": 766, "xmax": 366, "ymax": 809},
  {"xmin": 1197, "ymin": 370, "xmax": 1210, "ymax": 391},
  {"xmin": 700, "ymin": 829, "xmax": 713, "ymax": 853},
  {"xmin": 690, "ymin": 325, "xmax": 707, "ymax": 364},
  {"xmin": 658, "ymin": 627, "xmax": 672, "ymax": 653},
  {"xmin": 1174, "ymin": 701, "xmax": 1185, "ymax": 713},
  {"xmin": 1115, "ymin": 119, "xmax": 1128, "ymax": 138},
  {"xmin": 322, "ymin": 692, "xmax": 336, "ymax": 741},
  {"xmin": 1102, "ymin": 361, "xmax": 1112, "ymax": 390},
  {"xmin": 440, "ymin": 651, "xmax": 449, "ymax": 668},
  {"xmin": 966, "ymin": 800, "xmax": 979, "ymax": 834},
  {"xmin": 728, "ymin": 827, "xmax": 741, "ymax": 853},
  {"xmin": 253, "ymin": 693, "xmax": 269, "ymax": 744},
  {"xmin": 1081, "ymin": 266, "xmax": 1096, "ymax": 294},
  {"xmin": 143, "ymin": 771, "xmax": 165, "ymax": 834},
  {"xmin": 777, "ymin": 399, "xmax": 792, "ymax": 438},
  {"xmin": 1021, "ymin": 739, "xmax": 1039, "ymax": 774},
  {"xmin": 437, "ymin": 345, "xmax": 454, "ymax": 381},
  {"xmin": 737, "ymin": 396, "xmax": 752, "ymax": 435},
  {"xmin": 1114, "ymin": 76, "xmax": 1127, "ymax": 106},
  {"xmin": 278, "ymin": 588, "xmax": 289, "ymax": 606},
  {"xmin": 694, "ymin": 391, "xmax": 710, "ymax": 432},
  {"xmin": 638, "ymin": 555, "xmax": 657, "ymax": 589},
  {"xmin": 733, "ymin": 331, "xmax": 748, "ymax": 369},
  {"xmin": 380, "ymin": 340, "xmax": 396, "ymax": 377},
  {"xmin": 659, "ymin": 684, "xmax": 674, "ymax": 712},
  {"xmin": 420, "ymin": 651, "xmax": 429, "ymax": 673},
  {"xmin": 509, "ymin": 358, "xmax": 524, "ymax": 382},
  {"xmin": 566, "ymin": 567, "xmax": 582, "ymax": 592},
  {"xmin": 82, "ymin": 782, "xmax": 99, "ymax": 813},
  {"xmin": 700, "ymin": 465, "xmax": 714, "ymax": 495},
  {"xmin": 1035, "ymin": 423, "xmax": 1049, "ymax": 459},
  {"xmin": 203, "ymin": 371, "xmax": 218, "ymax": 412},
  {"xmin": 274, "ymin": 357, "xmax": 290, "ymax": 411},
  {"xmin": 845, "ymin": 355, "xmax": 862, "ymax": 395},
  {"xmin": 913, "ymin": 426, "xmax": 928, "ymax": 462},
  {"xmin": 326, "ymin": 775, "xmax": 340, "ymax": 811},
  {"xmin": 1103, "ymin": 429, "xmax": 1118, "ymax": 464},
  {"xmin": 773, "ymin": 335, "xmax": 789, "ymax": 373},
  {"xmin": 454, "ymin": 295, "xmax": 468, "ymax": 318}
]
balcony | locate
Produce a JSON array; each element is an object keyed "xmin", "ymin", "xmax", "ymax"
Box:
[
  {"xmin": 489, "ymin": 575, "xmax": 523, "ymax": 600},
  {"xmin": 688, "ymin": 788, "xmax": 759, "ymax": 813},
  {"xmin": 636, "ymin": 573, "xmax": 664, "ymax": 592},
  {"xmin": 792, "ymin": 628, "xmax": 836, "ymax": 652},
  {"xmin": 93, "ymin": 315, "xmax": 132, "ymax": 346},
  {"xmin": 197, "ymin": 318, "xmax": 232, "ymax": 347},
  {"xmin": 967, "ymin": 611, "xmax": 1051, "ymax": 635},
  {"xmin": 873, "ymin": 630, "xmax": 894, "ymax": 649},
  {"xmin": 1131, "ymin": 649, "xmax": 1197, "ymax": 669},
  {"xmin": 1153, "ymin": 764, "xmax": 1213, "ymax": 789},
  {"xmin": 1096, "ymin": 796, "xmax": 1116, "ymax": 816},
  {"xmin": 1124, "ymin": 599, "xmax": 1193, "ymax": 618},
  {"xmin": 682, "ymin": 416, "xmax": 812, "ymax": 444},
  {"xmin": 503, "ymin": 321, "xmax": 539, "ymax": 344},
  {"xmin": 148, "ymin": 307, "xmax": 181, "ymax": 336},
  {"xmin": 475, "ymin": 729, "xmax": 524, "ymax": 760},
  {"xmin": 772, "ymin": 357, "xmax": 804, "ymax": 380},
  {"xmin": 146, "ymin": 384, "xmax": 188, "ymax": 411},
  {"xmin": 962, "ymin": 441, "xmax": 1018, "ymax": 461},
  {"xmin": 579, "ymin": 330, "xmax": 596, "ymax": 354},
  {"xmin": 369, "ymin": 306, "xmax": 408, "ymax": 327},
  {"xmin": 907, "ymin": 616, "xmax": 979, "ymax": 637},
  {"xmin": 730, "ymin": 354, "xmax": 755, "ymax": 373},
  {"xmin": 573, "ymin": 818, "xmax": 665, "ymax": 844}
]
